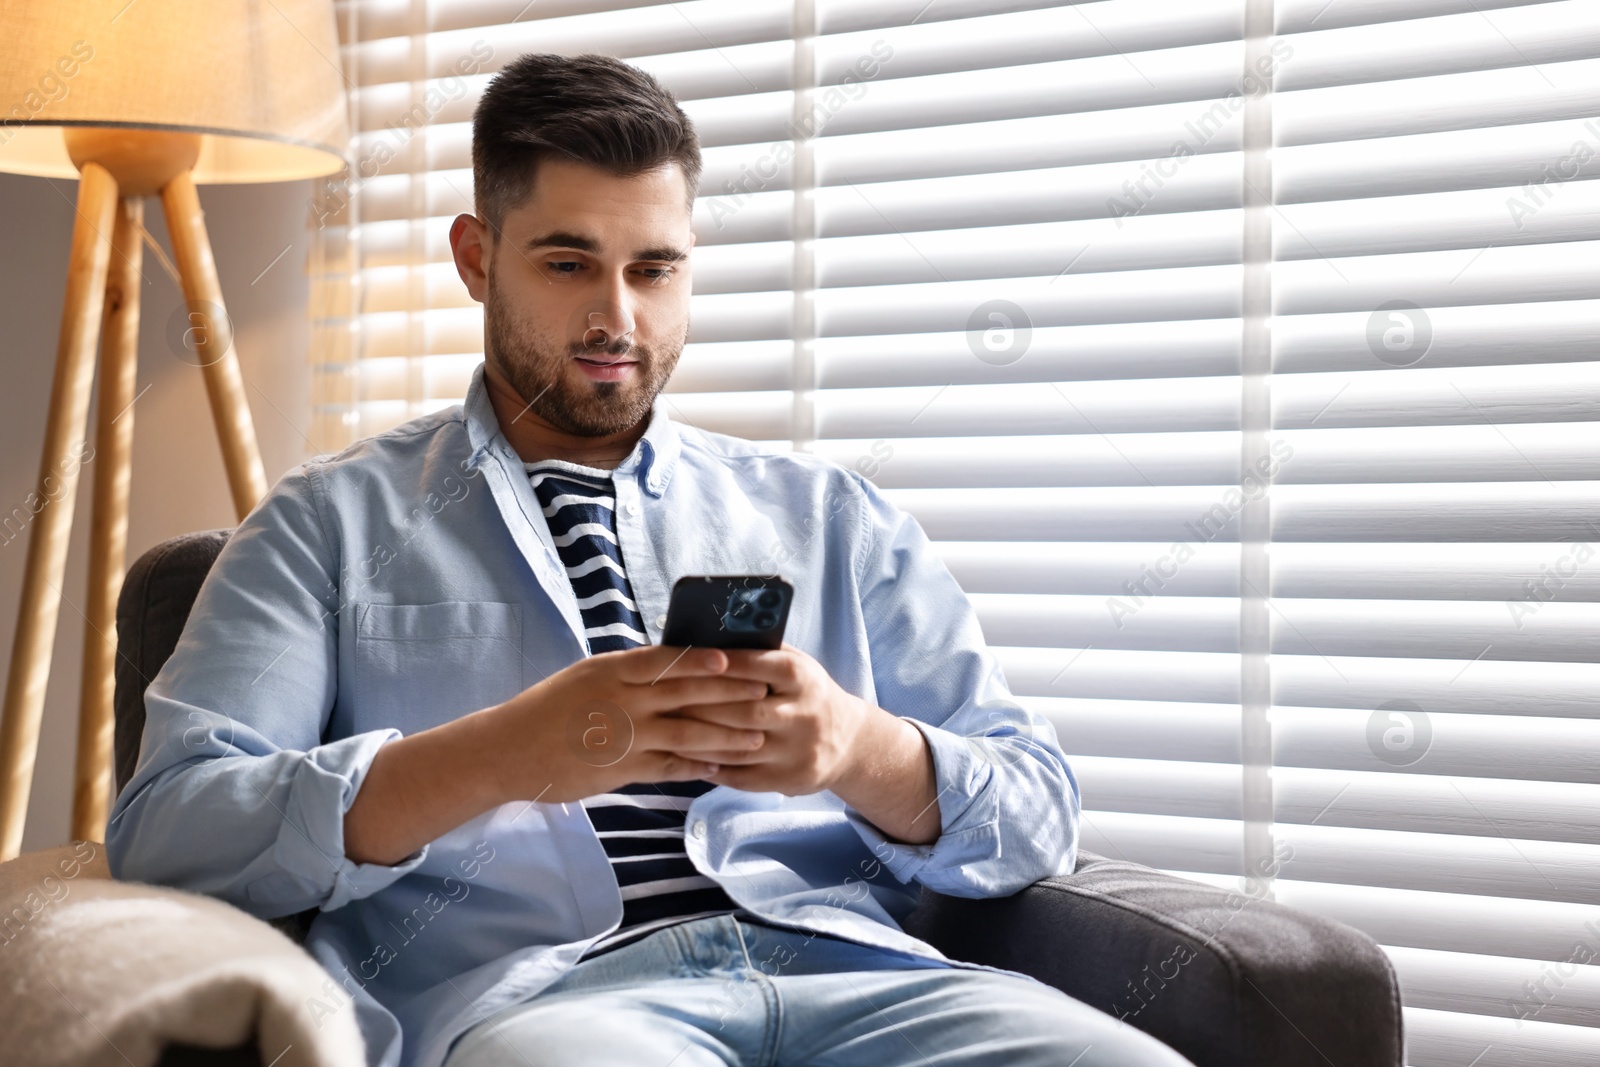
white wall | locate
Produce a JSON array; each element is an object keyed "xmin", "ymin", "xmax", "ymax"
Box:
[{"xmin": 0, "ymin": 171, "xmax": 319, "ymax": 855}]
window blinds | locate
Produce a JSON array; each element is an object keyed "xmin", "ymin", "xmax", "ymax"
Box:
[
  {"xmin": 308, "ymin": 2, "xmax": 1600, "ymax": 1063},
  {"xmin": 1264, "ymin": 3, "xmax": 1600, "ymax": 1064}
]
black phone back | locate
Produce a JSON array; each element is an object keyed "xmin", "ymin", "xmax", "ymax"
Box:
[{"xmin": 661, "ymin": 575, "xmax": 793, "ymax": 649}]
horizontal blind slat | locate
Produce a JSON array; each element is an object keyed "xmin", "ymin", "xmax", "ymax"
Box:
[
  {"xmin": 1275, "ymin": 2, "xmax": 1600, "ymax": 93},
  {"xmin": 1275, "ymin": 823, "xmax": 1599, "ymax": 904},
  {"xmin": 1274, "ymin": 0, "xmax": 1557, "ymax": 34},
  {"xmin": 1057, "ymin": 700, "xmax": 1600, "ymax": 782},
  {"xmin": 1272, "ymin": 654, "xmax": 1600, "ymax": 719},
  {"xmin": 1270, "ymin": 543, "xmax": 1600, "ymax": 600},
  {"xmin": 1402, "ymin": 1006, "xmax": 1600, "ymax": 1067},
  {"xmin": 1271, "ymin": 482, "xmax": 1600, "ymax": 541},
  {"xmin": 1273, "ymin": 768, "xmax": 1600, "ymax": 846},
  {"xmin": 1386, "ymin": 946, "xmax": 1600, "ymax": 1031},
  {"xmin": 1274, "ymin": 56, "xmax": 1600, "ymax": 147},
  {"xmin": 1275, "ymin": 877, "xmax": 1600, "ymax": 963}
]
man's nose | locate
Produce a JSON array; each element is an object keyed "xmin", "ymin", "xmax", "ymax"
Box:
[{"xmin": 582, "ymin": 290, "xmax": 637, "ymax": 347}]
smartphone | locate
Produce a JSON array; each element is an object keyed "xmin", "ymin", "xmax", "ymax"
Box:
[{"xmin": 661, "ymin": 575, "xmax": 793, "ymax": 650}]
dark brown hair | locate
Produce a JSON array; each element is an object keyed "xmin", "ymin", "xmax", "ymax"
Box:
[{"xmin": 471, "ymin": 53, "xmax": 701, "ymax": 235}]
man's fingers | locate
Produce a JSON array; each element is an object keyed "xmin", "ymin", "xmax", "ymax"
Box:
[
  {"xmin": 713, "ymin": 648, "xmax": 799, "ymax": 692},
  {"xmin": 614, "ymin": 644, "xmax": 727, "ymax": 684},
  {"xmin": 652, "ymin": 754, "xmax": 723, "ymax": 781},
  {"xmin": 672, "ymin": 697, "xmax": 773, "ymax": 731},
  {"xmin": 629, "ymin": 676, "xmax": 767, "ymax": 713},
  {"xmin": 675, "ymin": 746, "xmax": 768, "ymax": 766},
  {"xmin": 646, "ymin": 714, "xmax": 765, "ymax": 757}
]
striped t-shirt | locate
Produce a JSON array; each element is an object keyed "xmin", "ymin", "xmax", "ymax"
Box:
[{"xmin": 525, "ymin": 458, "xmax": 738, "ymax": 958}]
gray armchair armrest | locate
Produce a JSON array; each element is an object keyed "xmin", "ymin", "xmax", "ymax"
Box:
[{"xmin": 901, "ymin": 851, "xmax": 1403, "ymax": 1067}]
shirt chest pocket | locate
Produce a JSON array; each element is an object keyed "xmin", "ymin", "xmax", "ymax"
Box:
[{"xmin": 354, "ymin": 601, "xmax": 524, "ymax": 733}]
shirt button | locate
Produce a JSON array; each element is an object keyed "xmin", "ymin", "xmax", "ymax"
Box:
[
  {"xmin": 624, "ymin": 501, "xmax": 639, "ymax": 516},
  {"xmin": 654, "ymin": 613, "xmax": 667, "ymax": 629},
  {"xmin": 690, "ymin": 820, "xmax": 707, "ymax": 840}
]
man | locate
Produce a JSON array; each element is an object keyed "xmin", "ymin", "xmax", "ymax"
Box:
[{"xmin": 108, "ymin": 53, "xmax": 1193, "ymax": 1067}]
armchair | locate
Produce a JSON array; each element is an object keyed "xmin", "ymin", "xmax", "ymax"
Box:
[{"xmin": 0, "ymin": 529, "xmax": 1404, "ymax": 1066}]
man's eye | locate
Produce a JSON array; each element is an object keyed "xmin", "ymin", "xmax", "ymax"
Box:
[
  {"xmin": 548, "ymin": 261, "xmax": 582, "ymax": 275},
  {"xmin": 641, "ymin": 268, "xmax": 676, "ymax": 282}
]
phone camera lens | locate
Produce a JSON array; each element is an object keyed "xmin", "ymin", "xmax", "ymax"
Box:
[
  {"xmin": 754, "ymin": 611, "xmax": 777, "ymax": 629},
  {"xmin": 757, "ymin": 590, "xmax": 781, "ymax": 609}
]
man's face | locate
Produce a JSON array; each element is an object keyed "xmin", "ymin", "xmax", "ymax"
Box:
[{"xmin": 479, "ymin": 157, "xmax": 694, "ymax": 437}]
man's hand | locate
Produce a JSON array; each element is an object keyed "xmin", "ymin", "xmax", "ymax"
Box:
[
  {"xmin": 344, "ymin": 642, "xmax": 938, "ymax": 867},
  {"xmin": 483, "ymin": 644, "xmax": 771, "ymax": 805},
  {"xmin": 672, "ymin": 642, "xmax": 943, "ymax": 845},
  {"xmin": 345, "ymin": 645, "xmax": 767, "ymax": 867}
]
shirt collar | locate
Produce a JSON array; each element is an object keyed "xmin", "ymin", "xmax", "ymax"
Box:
[{"xmin": 461, "ymin": 360, "xmax": 681, "ymax": 497}]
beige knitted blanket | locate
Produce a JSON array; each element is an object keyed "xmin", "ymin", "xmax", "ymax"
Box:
[{"xmin": 0, "ymin": 840, "xmax": 364, "ymax": 1067}]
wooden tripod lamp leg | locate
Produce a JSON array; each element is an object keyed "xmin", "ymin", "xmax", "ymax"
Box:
[
  {"xmin": 0, "ymin": 162, "xmax": 119, "ymax": 861},
  {"xmin": 161, "ymin": 170, "xmax": 267, "ymax": 521},
  {"xmin": 72, "ymin": 196, "xmax": 145, "ymax": 844}
]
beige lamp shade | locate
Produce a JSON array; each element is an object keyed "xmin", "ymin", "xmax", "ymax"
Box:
[{"xmin": 0, "ymin": 0, "xmax": 349, "ymax": 183}]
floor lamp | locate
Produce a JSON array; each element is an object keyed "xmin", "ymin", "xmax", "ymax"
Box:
[{"xmin": 0, "ymin": 0, "xmax": 349, "ymax": 860}]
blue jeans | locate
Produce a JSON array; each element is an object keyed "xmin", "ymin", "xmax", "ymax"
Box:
[{"xmin": 442, "ymin": 912, "xmax": 1195, "ymax": 1067}]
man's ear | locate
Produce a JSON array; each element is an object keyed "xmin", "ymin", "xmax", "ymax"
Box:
[{"xmin": 449, "ymin": 212, "xmax": 490, "ymax": 303}]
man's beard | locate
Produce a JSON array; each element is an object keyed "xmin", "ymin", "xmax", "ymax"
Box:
[{"xmin": 484, "ymin": 270, "xmax": 682, "ymax": 437}]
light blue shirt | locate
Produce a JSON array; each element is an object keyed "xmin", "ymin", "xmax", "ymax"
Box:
[{"xmin": 106, "ymin": 360, "xmax": 1081, "ymax": 1067}]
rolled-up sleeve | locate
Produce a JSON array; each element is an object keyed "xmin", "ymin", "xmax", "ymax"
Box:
[
  {"xmin": 840, "ymin": 470, "xmax": 1080, "ymax": 897},
  {"xmin": 105, "ymin": 464, "xmax": 428, "ymax": 919}
]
